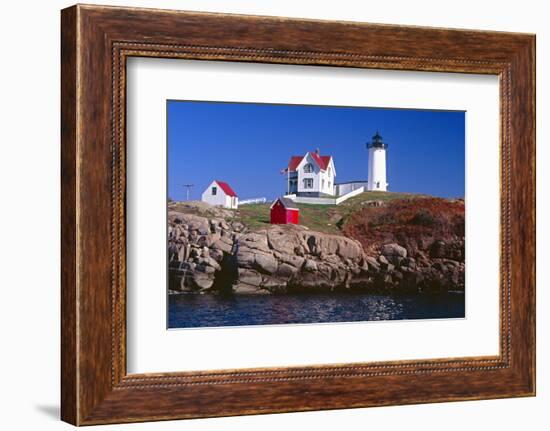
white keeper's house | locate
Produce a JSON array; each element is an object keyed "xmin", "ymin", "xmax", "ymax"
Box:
[
  {"xmin": 201, "ymin": 180, "xmax": 239, "ymax": 209},
  {"xmin": 285, "ymin": 149, "xmax": 336, "ymax": 197}
]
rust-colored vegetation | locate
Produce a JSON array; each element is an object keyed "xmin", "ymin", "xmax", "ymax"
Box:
[{"xmin": 342, "ymin": 198, "xmax": 465, "ymax": 256}]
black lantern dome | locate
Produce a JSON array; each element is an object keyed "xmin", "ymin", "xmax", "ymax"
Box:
[{"xmin": 367, "ymin": 131, "xmax": 388, "ymax": 149}]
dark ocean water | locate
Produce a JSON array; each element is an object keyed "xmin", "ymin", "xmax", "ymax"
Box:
[{"xmin": 168, "ymin": 292, "xmax": 465, "ymax": 329}]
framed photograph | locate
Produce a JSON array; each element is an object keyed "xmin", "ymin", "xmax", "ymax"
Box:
[{"xmin": 61, "ymin": 4, "xmax": 535, "ymax": 425}]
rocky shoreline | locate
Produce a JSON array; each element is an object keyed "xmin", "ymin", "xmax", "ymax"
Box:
[{"xmin": 168, "ymin": 204, "xmax": 465, "ymax": 295}]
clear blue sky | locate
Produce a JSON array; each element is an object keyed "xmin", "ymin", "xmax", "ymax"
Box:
[{"xmin": 167, "ymin": 100, "xmax": 464, "ymax": 201}]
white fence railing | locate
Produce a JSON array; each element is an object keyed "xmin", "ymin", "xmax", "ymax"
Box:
[
  {"xmin": 335, "ymin": 186, "xmax": 365, "ymax": 204},
  {"xmin": 239, "ymin": 197, "xmax": 267, "ymax": 205},
  {"xmin": 283, "ymin": 187, "xmax": 364, "ymax": 206}
]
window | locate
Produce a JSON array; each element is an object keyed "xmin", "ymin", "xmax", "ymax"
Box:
[
  {"xmin": 212, "ymin": 186, "xmax": 217, "ymax": 195},
  {"xmin": 328, "ymin": 181, "xmax": 331, "ymax": 189},
  {"xmin": 303, "ymin": 163, "xmax": 314, "ymax": 173},
  {"xmin": 322, "ymin": 179, "xmax": 325, "ymax": 189},
  {"xmin": 328, "ymin": 167, "xmax": 332, "ymax": 176},
  {"xmin": 303, "ymin": 178, "xmax": 313, "ymax": 189}
]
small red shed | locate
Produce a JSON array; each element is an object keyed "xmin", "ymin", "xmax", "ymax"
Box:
[{"xmin": 270, "ymin": 197, "xmax": 299, "ymax": 225}]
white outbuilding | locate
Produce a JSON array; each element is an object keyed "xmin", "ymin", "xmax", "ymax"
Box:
[{"xmin": 201, "ymin": 180, "xmax": 239, "ymax": 209}]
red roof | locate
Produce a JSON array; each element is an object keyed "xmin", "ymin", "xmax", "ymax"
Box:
[
  {"xmin": 318, "ymin": 155, "xmax": 332, "ymax": 170},
  {"xmin": 287, "ymin": 152, "xmax": 332, "ymax": 172},
  {"xmin": 287, "ymin": 156, "xmax": 303, "ymax": 172},
  {"xmin": 214, "ymin": 180, "xmax": 237, "ymax": 197}
]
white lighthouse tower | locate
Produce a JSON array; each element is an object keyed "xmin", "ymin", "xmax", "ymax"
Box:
[{"xmin": 367, "ymin": 131, "xmax": 388, "ymax": 191}]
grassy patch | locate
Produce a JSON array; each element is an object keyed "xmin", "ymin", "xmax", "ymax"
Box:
[
  {"xmin": 234, "ymin": 192, "xmax": 430, "ymax": 234},
  {"xmin": 169, "ymin": 192, "xmax": 441, "ymax": 236},
  {"xmin": 234, "ymin": 202, "xmax": 342, "ymax": 234},
  {"xmin": 232, "ymin": 203, "xmax": 272, "ymax": 231}
]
